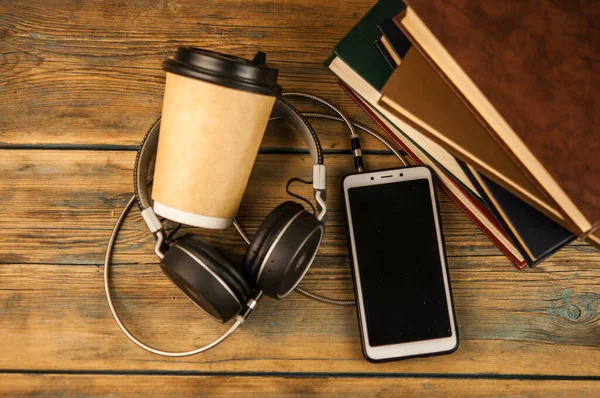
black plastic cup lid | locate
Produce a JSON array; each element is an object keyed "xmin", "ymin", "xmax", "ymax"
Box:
[{"xmin": 163, "ymin": 47, "xmax": 282, "ymax": 97}]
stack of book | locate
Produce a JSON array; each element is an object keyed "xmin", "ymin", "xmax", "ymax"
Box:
[{"xmin": 326, "ymin": 0, "xmax": 599, "ymax": 268}]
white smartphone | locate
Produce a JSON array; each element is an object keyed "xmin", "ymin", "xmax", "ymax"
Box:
[{"xmin": 342, "ymin": 166, "xmax": 458, "ymax": 362}]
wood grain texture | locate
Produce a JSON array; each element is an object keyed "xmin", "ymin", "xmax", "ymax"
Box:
[
  {"xmin": 1, "ymin": 0, "xmax": 599, "ymax": 394},
  {"xmin": 1, "ymin": 258, "xmax": 599, "ymax": 375},
  {"xmin": 0, "ymin": 150, "xmax": 553, "ymax": 259},
  {"xmin": 0, "ymin": 0, "xmax": 386, "ymax": 149},
  {"xmin": 3, "ymin": 374, "xmax": 600, "ymax": 397},
  {"xmin": 405, "ymin": 0, "xmax": 600, "ymax": 231},
  {"xmin": 0, "ymin": 151, "xmax": 598, "ymax": 376}
]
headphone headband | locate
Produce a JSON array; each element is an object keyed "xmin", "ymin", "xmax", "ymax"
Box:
[
  {"xmin": 105, "ymin": 92, "xmax": 389, "ymax": 358},
  {"xmin": 135, "ymin": 98, "xmax": 327, "ymax": 236}
]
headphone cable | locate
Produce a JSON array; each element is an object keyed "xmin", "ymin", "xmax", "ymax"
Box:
[
  {"xmin": 104, "ymin": 195, "xmax": 246, "ymax": 357},
  {"xmin": 237, "ymin": 107, "xmax": 408, "ymax": 306},
  {"xmin": 104, "ymin": 103, "xmax": 409, "ymax": 355}
]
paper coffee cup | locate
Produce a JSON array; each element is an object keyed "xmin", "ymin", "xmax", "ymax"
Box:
[{"xmin": 152, "ymin": 47, "xmax": 282, "ymax": 229}]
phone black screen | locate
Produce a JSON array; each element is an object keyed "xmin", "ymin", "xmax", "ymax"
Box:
[{"xmin": 348, "ymin": 178, "xmax": 452, "ymax": 347}]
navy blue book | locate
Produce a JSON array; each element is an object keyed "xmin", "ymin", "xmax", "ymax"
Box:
[
  {"xmin": 463, "ymin": 163, "xmax": 575, "ymax": 267},
  {"xmin": 378, "ymin": 18, "xmax": 411, "ymax": 65}
]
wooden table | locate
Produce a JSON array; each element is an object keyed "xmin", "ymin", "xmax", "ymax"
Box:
[{"xmin": 1, "ymin": 0, "xmax": 598, "ymax": 396}]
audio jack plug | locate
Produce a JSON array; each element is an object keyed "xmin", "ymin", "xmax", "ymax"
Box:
[{"xmin": 351, "ymin": 134, "xmax": 365, "ymax": 172}]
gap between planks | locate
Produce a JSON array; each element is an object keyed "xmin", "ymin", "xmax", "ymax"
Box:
[{"xmin": 1, "ymin": 369, "xmax": 599, "ymax": 381}]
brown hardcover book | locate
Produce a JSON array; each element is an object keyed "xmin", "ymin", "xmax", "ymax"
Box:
[
  {"xmin": 379, "ymin": 48, "xmax": 565, "ymax": 225},
  {"xmin": 396, "ymin": 0, "xmax": 600, "ymax": 237}
]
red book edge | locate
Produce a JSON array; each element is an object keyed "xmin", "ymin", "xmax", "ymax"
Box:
[{"xmin": 338, "ymin": 81, "xmax": 527, "ymax": 269}]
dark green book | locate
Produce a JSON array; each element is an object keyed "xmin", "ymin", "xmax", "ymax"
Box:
[
  {"xmin": 326, "ymin": 0, "xmax": 484, "ymax": 204},
  {"xmin": 325, "ymin": 0, "xmax": 404, "ymax": 90}
]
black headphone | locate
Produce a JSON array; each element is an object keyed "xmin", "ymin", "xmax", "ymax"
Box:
[{"xmin": 134, "ymin": 98, "xmax": 328, "ymax": 323}]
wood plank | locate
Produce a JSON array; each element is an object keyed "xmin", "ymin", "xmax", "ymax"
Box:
[
  {"xmin": 1, "ymin": 254, "xmax": 598, "ymax": 375},
  {"xmin": 0, "ymin": 0, "xmax": 385, "ymax": 147},
  {"xmin": 0, "ymin": 150, "xmax": 542, "ymax": 264},
  {"xmin": 3, "ymin": 374, "xmax": 600, "ymax": 397},
  {"xmin": 0, "ymin": 149, "xmax": 598, "ymax": 375}
]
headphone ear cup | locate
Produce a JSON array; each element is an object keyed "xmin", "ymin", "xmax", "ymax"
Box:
[
  {"xmin": 160, "ymin": 234, "xmax": 254, "ymax": 323},
  {"xmin": 243, "ymin": 201, "xmax": 324, "ymax": 299},
  {"xmin": 243, "ymin": 201, "xmax": 304, "ymax": 276}
]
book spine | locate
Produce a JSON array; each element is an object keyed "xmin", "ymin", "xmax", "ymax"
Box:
[
  {"xmin": 460, "ymin": 164, "xmax": 533, "ymax": 266},
  {"xmin": 339, "ymin": 81, "xmax": 527, "ymax": 269}
]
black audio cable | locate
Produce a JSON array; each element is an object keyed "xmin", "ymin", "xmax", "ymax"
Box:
[
  {"xmin": 104, "ymin": 93, "xmax": 410, "ymax": 357},
  {"xmin": 350, "ymin": 133, "xmax": 365, "ymax": 172},
  {"xmin": 281, "ymin": 92, "xmax": 407, "ymax": 173}
]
